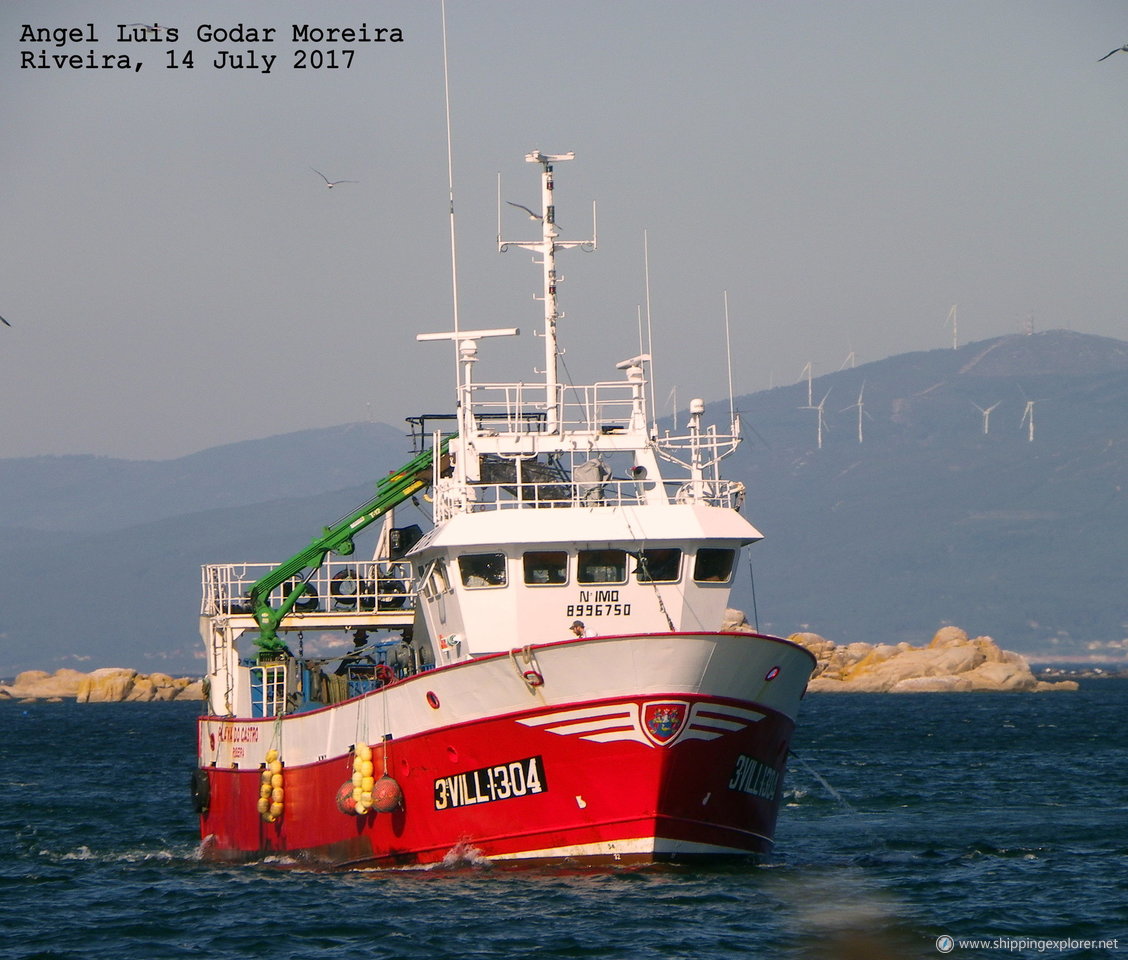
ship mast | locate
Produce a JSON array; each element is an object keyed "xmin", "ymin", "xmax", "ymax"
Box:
[{"xmin": 499, "ymin": 151, "xmax": 596, "ymax": 433}]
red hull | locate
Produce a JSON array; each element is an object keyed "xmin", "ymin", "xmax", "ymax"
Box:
[{"xmin": 196, "ymin": 691, "xmax": 797, "ymax": 867}]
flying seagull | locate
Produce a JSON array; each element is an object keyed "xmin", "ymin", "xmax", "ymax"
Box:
[
  {"xmin": 1, "ymin": 314, "xmax": 10, "ymax": 327},
  {"xmin": 506, "ymin": 201, "xmax": 542, "ymax": 220},
  {"xmin": 311, "ymin": 167, "xmax": 358, "ymax": 188},
  {"xmin": 1098, "ymin": 43, "xmax": 1128, "ymax": 61},
  {"xmin": 125, "ymin": 23, "xmax": 168, "ymax": 36}
]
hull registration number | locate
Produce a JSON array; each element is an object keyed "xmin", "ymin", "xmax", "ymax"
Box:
[{"xmin": 434, "ymin": 756, "xmax": 548, "ymax": 810}]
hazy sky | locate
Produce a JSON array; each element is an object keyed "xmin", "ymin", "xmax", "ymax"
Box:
[{"xmin": 3, "ymin": 0, "xmax": 1126, "ymax": 460}]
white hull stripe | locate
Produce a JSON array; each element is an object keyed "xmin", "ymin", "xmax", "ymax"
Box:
[
  {"xmin": 516, "ymin": 699, "xmax": 764, "ymax": 748},
  {"xmin": 484, "ymin": 835, "xmax": 767, "ymax": 861}
]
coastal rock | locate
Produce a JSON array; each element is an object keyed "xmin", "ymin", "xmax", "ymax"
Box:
[
  {"xmin": 0, "ymin": 668, "xmax": 203, "ymax": 702},
  {"xmin": 0, "ymin": 669, "xmax": 88, "ymax": 699},
  {"xmin": 721, "ymin": 608, "xmax": 757, "ymax": 633},
  {"xmin": 786, "ymin": 626, "xmax": 1078, "ymax": 693},
  {"xmin": 77, "ymin": 668, "xmax": 138, "ymax": 703}
]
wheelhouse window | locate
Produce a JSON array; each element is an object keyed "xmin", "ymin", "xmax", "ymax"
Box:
[
  {"xmin": 577, "ymin": 549, "xmax": 627, "ymax": 584},
  {"xmin": 635, "ymin": 548, "xmax": 682, "ymax": 583},
  {"xmin": 694, "ymin": 548, "xmax": 735, "ymax": 583},
  {"xmin": 523, "ymin": 551, "xmax": 568, "ymax": 585},
  {"xmin": 458, "ymin": 553, "xmax": 507, "ymax": 588}
]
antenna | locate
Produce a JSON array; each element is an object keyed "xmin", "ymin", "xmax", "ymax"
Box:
[
  {"xmin": 840, "ymin": 381, "xmax": 870, "ymax": 443},
  {"xmin": 971, "ymin": 401, "xmax": 1000, "ymax": 435},
  {"xmin": 723, "ymin": 290, "xmax": 735, "ymax": 430},
  {"xmin": 440, "ymin": 0, "xmax": 461, "ymax": 390},
  {"xmin": 643, "ymin": 230, "xmax": 657, "ymax": 430},
  {"xmin": 495, "ymin": 172, "xmax": 502, "ymax": 247}
]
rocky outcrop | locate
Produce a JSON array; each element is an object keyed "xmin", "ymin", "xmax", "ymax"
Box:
[
  {"xmin": 721, "ymin": 611, "xmax": 1078, "ymax": 692},
  {"xmin": 784, "ymin": 625, "xmax": 1078, "ymax": 693},
  {"xmin": 0, "ymin": 668, "xmax": 203, "ymax": 702}
]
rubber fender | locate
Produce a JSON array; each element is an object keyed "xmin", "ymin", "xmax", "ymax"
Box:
[{"xmin": 190, "ymin": 768, "xmax": 211, "ymax": 815}]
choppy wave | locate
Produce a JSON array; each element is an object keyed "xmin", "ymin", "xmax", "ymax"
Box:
[{"xmin": 1, "ymin": 686, "xmax": 1125, "ymax": 958}]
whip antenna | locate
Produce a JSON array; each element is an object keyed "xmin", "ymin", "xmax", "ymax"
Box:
[
  {"xmin": 724, "ymin": 290, "xmax": 736, "ymax": 429},
  {"xmin": 644, "ymin": 230, "xmax": 658, "ymax": 430},
  {"xmin": 440, "ymin": 0, "xmax": 461, "ymax": 389}
]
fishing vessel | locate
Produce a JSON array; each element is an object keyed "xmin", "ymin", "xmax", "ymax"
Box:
[{"xmin": 193, "ymin": 150, "xmax": 816, "ymax": 867}]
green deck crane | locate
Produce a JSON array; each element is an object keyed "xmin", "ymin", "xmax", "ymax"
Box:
[{"xmin": 250, "ymin": 439, "xmax": 448, "ymax": 654}]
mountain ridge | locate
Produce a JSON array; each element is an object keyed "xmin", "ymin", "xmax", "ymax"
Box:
[{"xmin": 1, "ymin": 329, "xmax": 1124, "ymax": 675}]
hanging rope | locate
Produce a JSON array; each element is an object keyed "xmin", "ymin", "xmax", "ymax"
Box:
[
  {"xmin": 634, "ymin": 551, "xmax": 676, "ymax": 632},
  {"xmin": 621, "ymin": 512, "xmax": 677, "ymax": 632},
  {"xmin": 749, "ymin": 564, "xmax": 760, "ymax": 632},
  {"xmin": 510, "ymin": 645, "xmax": 545, "ymax": 690},
  {"xmin": 380, "ymin": 673, "xmax": 393, "ymax": 776}
]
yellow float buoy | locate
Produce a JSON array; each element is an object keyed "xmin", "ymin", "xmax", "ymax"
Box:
[{"xmin": 259, "ymin": 751, "xmax": 285, "ymax": 822}]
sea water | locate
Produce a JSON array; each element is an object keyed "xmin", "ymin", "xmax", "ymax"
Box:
[{"xmin": 1, "ymin": 683, "xmax": 1124, "ymax": 959}]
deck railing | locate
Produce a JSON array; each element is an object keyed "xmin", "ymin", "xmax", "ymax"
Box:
[
  {"xmin": 465, "ymin": 380, "xmax": 639, "ymax": 434},
  {"xmin": 201, "ymin": 559, "xmax": 415, "ymax": 618},
  {"xmin": 433, "ymin": 477, "xmax": 746, "ymax": 519}
]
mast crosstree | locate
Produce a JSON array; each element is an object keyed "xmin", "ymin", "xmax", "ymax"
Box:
[{"xmin": 498, "ymin": 151, "xmax": 596, "ymax": 433}]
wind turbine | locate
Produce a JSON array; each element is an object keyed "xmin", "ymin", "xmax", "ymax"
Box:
[
  {"xmin": 972, "ymin": 401, "xmax": 1000, "ymax": 435},
  {"xmin": 944, "ymin": 304, "xmax": 958, "ymax": 350},
  {"xmin": 1020, "ymin": 399, "xmax": 1042, "ymax": 442},
  {"xmin": 841, "ymin": 381, "xmax": 871, "ymax": 443},
  {"xmin": 801, "ymin": 388, "xmax": 831, "ymax": 449},
  {"xmin": 798, "ymin": 361, "xmax": 814, "ymax": 408}
]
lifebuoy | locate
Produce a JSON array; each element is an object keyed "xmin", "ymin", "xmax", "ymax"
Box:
[
  {"xmin": 375, "ymin": 664, "xmax": 396, "ymax": 685},
  {"xmin": 281, "ymin": 580, "xmax": 319, "ymax": 612},
  {"xmin": 330, "ymin": 568, "xmax": 359, "ymax": 609},
  {"xmin": 377, "ymin": 579, "xmax": 407, "ymax": 610}
]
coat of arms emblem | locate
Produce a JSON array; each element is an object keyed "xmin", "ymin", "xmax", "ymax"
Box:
[{"xmin": 641, "ymin": 701, "xmax": 689, "ymax": 746}]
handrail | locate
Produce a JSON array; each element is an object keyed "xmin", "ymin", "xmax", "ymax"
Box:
[{"xmin": 432, "ymin": 476, "xmax": 745, "ymax": 520}]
